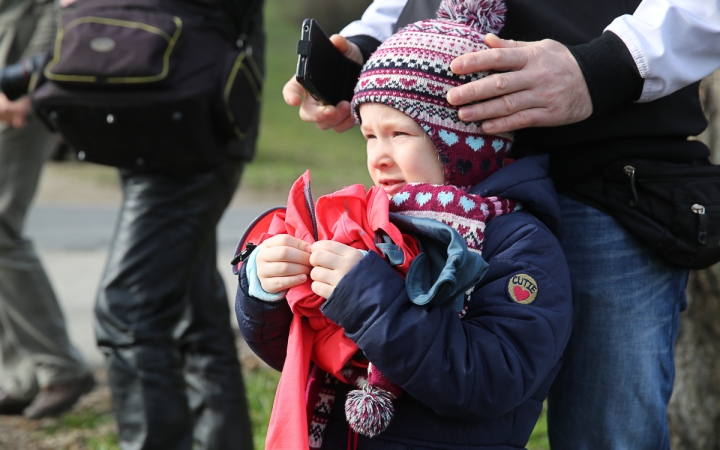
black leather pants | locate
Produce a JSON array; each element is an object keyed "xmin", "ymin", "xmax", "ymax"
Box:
[{"xmin": 94, "ymin": 159, "xmax": 253, "ymax": 450}]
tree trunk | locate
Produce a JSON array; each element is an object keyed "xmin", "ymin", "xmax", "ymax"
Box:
[{"xmin": 668, "ymin": 70, "xmax": 720, "ymax": 449}]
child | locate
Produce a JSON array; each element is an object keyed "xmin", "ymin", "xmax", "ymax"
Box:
[{"xmin": 236, "ymin": 0, "xmax": 572, "ymax": 448}]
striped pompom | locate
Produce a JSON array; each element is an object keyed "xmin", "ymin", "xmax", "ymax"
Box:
[
  {"xmin": 345, "ymin": 386, "xmax": 395, "ymax": 438},
  {"xmin": 437, "ymin": 0, "xmax": 507, "ymax": 35}
]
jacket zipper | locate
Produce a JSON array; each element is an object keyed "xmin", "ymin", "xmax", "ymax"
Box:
[{"xmin": 304, "ymin": 181, "xmax": 319, "ymax": 241}]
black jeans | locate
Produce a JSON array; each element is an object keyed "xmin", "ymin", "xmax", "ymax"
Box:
[{"xmin": 94, "ymin": 159, "xmax": 253, "ymax": 450}]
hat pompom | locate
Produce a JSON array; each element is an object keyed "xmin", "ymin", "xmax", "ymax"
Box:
[
  {"xmin": 345, "ymin": 385, "xmax": 395, "ymax": 438},
  {"xmin": 437, "ymin": 0, "xmax": 506, "ymax": 35}
]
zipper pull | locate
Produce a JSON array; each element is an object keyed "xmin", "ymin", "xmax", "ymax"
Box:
[
  {"xmin": 692, "ymin": 204, "xmax": 707, "ymax": 244},
  {"xmin": 623, "ymin": 165, "xmax": 638, "ymax": 207},
  {"xmin": 231, "ymin": 242, "xmax": 257, "ymax": 266},
  {"xmin": 304, "ymin": 182, "xmax": 319, "ymax": 242}
]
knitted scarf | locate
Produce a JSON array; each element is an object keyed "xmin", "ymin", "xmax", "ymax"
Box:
[{"xmin": 388, "ymin": 183, "xmax": 521, "ymax": 254}]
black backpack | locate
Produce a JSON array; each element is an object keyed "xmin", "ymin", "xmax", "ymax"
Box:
[{"xmin": 31, "ymin": 0, "xmax": 264, "ymax": 173}]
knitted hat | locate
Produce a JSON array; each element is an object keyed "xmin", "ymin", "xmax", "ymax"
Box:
[{"xmin": 351, "ymin": 0, "xmax": 512, "ymax": 189}]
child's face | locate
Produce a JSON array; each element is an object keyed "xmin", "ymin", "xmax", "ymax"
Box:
[{"xmin": 360, "ymin": 103, "xmax": 444, "ymax": 198}]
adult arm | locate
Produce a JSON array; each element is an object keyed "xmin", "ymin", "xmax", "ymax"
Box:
[
  {"xmin": 0, "ymin": 95, "xmax": 32, "ymax": 128},
  {"xmin": 281, "ymin": 35, "xmax": 364, "ymax": 133},
  {"xmin": 605, "ymin": 0, "xmax": 720, "ymax": 102},
  {"xmin": 338, "ymin": 0, "xmax": 407, "ymax": 45},
  {"xmin": 23, "ymin": 0, "xmax": 56, "ymax": 58},
  {"xmin": 0, "ymin": 0, "xmax": 55, "ymax": 128},
  {"xmin": 448, "ymin": 0, "xmax": 720, "ymax": 133},
  {"xmin": 282, "ymin": 0, "xmax": 406, "ymax": 132},
  {"xmin": 321, "ymin": 215, "xmax": 573, "ymax": 419}
]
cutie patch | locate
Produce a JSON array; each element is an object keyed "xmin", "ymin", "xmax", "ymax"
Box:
[{"xmin": 508, "ymin": 274, "xmax": 538, "ymax": 304}]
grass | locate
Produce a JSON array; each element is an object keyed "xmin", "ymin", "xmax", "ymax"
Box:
[
  {"xmin": 528, "ymin": 406, "xmax": 550, "ymax": 450},
  {"xmin": 244, "ymin": 368, "xmax": 281, "ymax": 450}
]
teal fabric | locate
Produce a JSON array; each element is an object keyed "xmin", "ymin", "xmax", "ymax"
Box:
[{"xmin": 390, "ymin": 213, "xmax": 489, "ymax": 312}]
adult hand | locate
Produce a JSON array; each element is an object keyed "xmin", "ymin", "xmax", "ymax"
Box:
[
  {"xmin": 282, "ymin": 34, "xmax": 363, "ymax": 133},
  {"xmin": 0, "ymin": 94, "xmax": 31, "ymax": 128},
  {"xmin": 309, "ymin": 240, "xmax": 364, "ymax": 299},
  {"xmin": 256, "ymin": 234, "xmax": 312, "ymax": 294},
  {"xmin": 446, "ymin": 34, "xmax": 593, "ymax": 134}
]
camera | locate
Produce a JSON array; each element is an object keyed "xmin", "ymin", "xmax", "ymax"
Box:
[{"xmin": 0, "ymin": 53, "xmax": 46, "ymax": 101}]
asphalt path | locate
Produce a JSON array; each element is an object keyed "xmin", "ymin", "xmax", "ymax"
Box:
[{"xmin": 26, "ymin": 203, "xmax": 277, "ymax": 366}]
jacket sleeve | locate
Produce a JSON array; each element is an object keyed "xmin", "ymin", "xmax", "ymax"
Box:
[
  {"xmin": 320, "ymin": 212, "xmax": 573, "ymax": 420},
  {"xmin": 235, "ymin": 259, "xmax": 292, "ymax": 372},
  {"xmin": 22, "ymin": 0, "xmax": 56, "ymax": 59},
  {"xmin": 339, "ymin": 0, "xmax": 408, "ymax": 43},
  {"xmin": 605, "ymin": 0, "xmax": 720, "ymax": 102}
]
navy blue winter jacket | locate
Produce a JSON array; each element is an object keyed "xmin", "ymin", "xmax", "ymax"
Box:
[{"xmin": 236, "ymin": 155, "xmax": 572, "ymax": 449}]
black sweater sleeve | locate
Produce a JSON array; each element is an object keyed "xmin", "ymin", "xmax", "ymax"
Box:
[
  {"xmin": 346, "ymin": 34, "xmax": 382, "ymax": 62},
  {"xmin": 566, "ymin": 31, "xmax": 644, "ymax": 116}
]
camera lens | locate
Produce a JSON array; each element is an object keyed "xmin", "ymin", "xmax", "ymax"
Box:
[{"xmin": 0, "ymin": 54, "xmax": 45, "ymax": 100}]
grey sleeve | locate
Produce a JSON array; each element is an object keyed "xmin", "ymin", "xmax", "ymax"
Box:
[{"xmin": 22, "ymin": 0, "xmax": 56, "ymax": 59}]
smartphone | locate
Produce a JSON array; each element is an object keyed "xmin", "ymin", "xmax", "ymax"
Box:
[{"xmin": 295, "ymin": 18, "xmax": 363, "ymax": 106}]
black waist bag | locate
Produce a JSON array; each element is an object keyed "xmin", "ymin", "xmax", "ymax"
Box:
[
  {"xmin": 602, "ymin": 159, "xmax": 720, "ymax": 270},
  {"xmin": 30, "ymin": 0, "xmax": 263, "ymax": 173}
]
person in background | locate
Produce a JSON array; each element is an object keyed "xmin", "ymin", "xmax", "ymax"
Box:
[
  {"xmin": 85, "ymin": 0, "xmax": 261, "ymax": 448},
  {"xmin": 0, "ymin": 0, "xmax": 95, "ymax": 420},
  {"xmin": 282, "ymin": 0, "xmax": 720, "ymax": 449}
]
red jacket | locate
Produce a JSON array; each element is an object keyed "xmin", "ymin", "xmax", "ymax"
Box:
[{"xmin": 237, "ymin": 171, "xmax": 418, "ymax": 450}]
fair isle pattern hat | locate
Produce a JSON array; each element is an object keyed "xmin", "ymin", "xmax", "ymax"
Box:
[{"xmin": 351, "ymin": 0, "xmax": 512, "ymax": 189}]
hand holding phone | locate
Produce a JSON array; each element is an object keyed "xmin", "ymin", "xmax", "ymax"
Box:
[{"xmin": 295, "ymin": 19, "xmax": 363, "ymax": 106}]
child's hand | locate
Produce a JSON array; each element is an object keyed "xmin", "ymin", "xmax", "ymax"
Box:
[
  {"xmin": 309, "ymin": 241, "xmax": 364, "ymax": 299},
  {"xmin": 256, "ymin": 235, "xmax": 312, "ymax": 293}
]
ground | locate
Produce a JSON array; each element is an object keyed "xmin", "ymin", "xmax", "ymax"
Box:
[{"xmin": 0, "ymin": 335, "xmax": 270, "ymax": 450}]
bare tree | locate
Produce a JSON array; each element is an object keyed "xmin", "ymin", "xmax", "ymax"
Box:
[{"xmin": 668, "ymin": 70, "xmax": 720, "ymax": 449}]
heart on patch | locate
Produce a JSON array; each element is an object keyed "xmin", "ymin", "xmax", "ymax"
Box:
[
  {"xmin": 439, "ymin": 130, "xmax": 459, "ymax": 146},
  {"xmin": 415, "ymin": 192, "xmax": 432, "ymax": 206},
  {"xmin": 459, "ymin": 196, "xmax": 476, "ymax": 212},
  {"xmin": 508, "ymin": 273, "xmax": 538, "ymax": 304},
  {"xmin": 392, "ymin": 191, "xmax": 410, "ymax": 206},
  {"xmin": 466, "ymin": 136, "xmax": 485, "ymax": 152},
  {"xmin": 375, "ymin": 77, "xmax": 390, "ymax": 86},
  {"xmin": 492, "ymin": 139, "xmax": 505, "ymax": 153},
  {"xmin": 437, "ymin": 191, "xmax": 454, "ymax": 207},
  {"xmin": 513, "ymin": 285, "xmax": 530, "ymax": 301}
]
